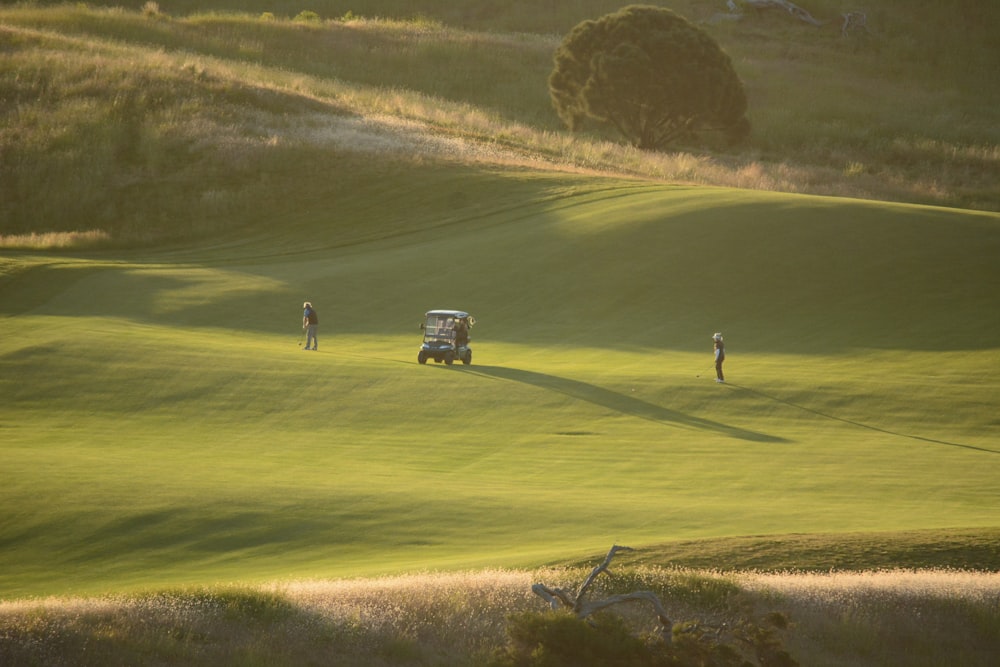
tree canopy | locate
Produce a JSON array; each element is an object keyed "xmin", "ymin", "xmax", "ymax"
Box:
[{"xmin": 549, "ymin": 5, "xmax": 750, "ymax": 150}]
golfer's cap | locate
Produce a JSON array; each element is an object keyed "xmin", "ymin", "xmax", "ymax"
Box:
[
  {"xmin": 303, "ymin": 301, "xmax": 312, "ymax": 308},
  {"xmin": 712, "ymin": 332, "xmax": 722, "ymax": 340}
]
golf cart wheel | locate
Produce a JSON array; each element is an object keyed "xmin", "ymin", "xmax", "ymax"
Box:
[
  {"xmin": 418, "ymin": 351, "xmax": 428, "ymax": 364},
  {"xmin": 462, "ymin": 349, "xmax": 472, "ymax": 365}
]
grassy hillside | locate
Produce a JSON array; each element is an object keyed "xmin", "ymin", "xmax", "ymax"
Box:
[
  {"xmin": 2, "ymin": 1, "xmax": 998, "ymax": 246},
  {"xmin": 0, "ymin": 3, "xmax": 998, "ymax": 664},
  {"xmin": 2, "ymin": 165, "xmax": 998, "ymax": 600},
  {"xmin": 4, "ymin": 185, "xmax": 996, "ymax": 659}
]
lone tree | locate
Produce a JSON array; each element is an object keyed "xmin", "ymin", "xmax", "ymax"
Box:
[{"xmin": 549, "ymin": 5, "xmax": 750, "ymax": 150}]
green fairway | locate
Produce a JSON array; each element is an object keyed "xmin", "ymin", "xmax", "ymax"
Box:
[{"xmin": 2, "ymin": 171, "xmax": 998, "ymax": 599}]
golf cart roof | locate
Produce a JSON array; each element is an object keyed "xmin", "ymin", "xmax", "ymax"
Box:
[{"xmin": 425, "ymin": 309, "xmax": 470, "ymax": 318}]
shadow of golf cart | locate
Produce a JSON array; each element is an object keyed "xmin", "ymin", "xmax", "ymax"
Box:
[{"xmin": 418, "ymin": 310, "xmax": 475, "ymax": 365}]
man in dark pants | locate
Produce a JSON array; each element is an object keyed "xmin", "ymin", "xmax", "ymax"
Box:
[
  {"xmin": 713, "ymin": 332, "xmax": 725, "ymax": 383},
  {"xmin": 302, "ymin": 301, "xmax": 318, "ymax": 350},
  {"xmin": 454, "ymin": 318, "xmax": 469, "ymax": 349}
]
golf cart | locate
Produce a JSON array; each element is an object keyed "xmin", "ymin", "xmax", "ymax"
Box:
[{"xmin": 418, "ymin": 310, "xmax": 475, "ymax": 365}]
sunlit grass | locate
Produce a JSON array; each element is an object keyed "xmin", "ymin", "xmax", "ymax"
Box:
[
  {"xmin": 0, "ymin": 230, "xmax": 111, "ymax": 249},
  {"xmin": 2, "ymin": 189, "xmax": 997, "ymax": 598},
  {"xmin": 1, "ymin": 567, "xmax": 997, "ymax": 666},
  {"xmin": 739, "ymin": 568, "xmax": 1000, "ymax": 606}
]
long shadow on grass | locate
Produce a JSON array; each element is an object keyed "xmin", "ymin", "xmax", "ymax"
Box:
[
  {"xmin": 467, "ymin": 366, "xmax": 786, "ymax": 443},
  {"xmin": 724, "ymin": 383, "xmax": 1000, "ymax": 456}
]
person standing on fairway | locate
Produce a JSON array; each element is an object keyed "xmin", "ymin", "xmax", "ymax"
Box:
[
  {"xmin": 712, "ymin": 332, "xmax": 725, "ymax": 383},
  {"xmin": 302, "ymin": 301, "xmax": 318, "ymax": 351}
]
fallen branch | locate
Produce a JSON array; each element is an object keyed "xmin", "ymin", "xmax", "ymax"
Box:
[
  {"xmin": 578, "ymin": 590, "xmax": 673, "ymax": 629},
  {"xmin": 532, "ymin": 544, "xmax": 673, "ymax": 640}
]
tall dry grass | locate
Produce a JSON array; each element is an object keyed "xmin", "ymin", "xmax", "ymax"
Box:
[
  {"xmin": 1, "ymin": 567, "xmax": 997, "ymax": 666},
  {"xmin": 0, "ymin": 230, "xmax": 111, "ymax": 250},
  {"xmin": 738, "ymin": 569, "xmax": 1000, "ymax": 666}
]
